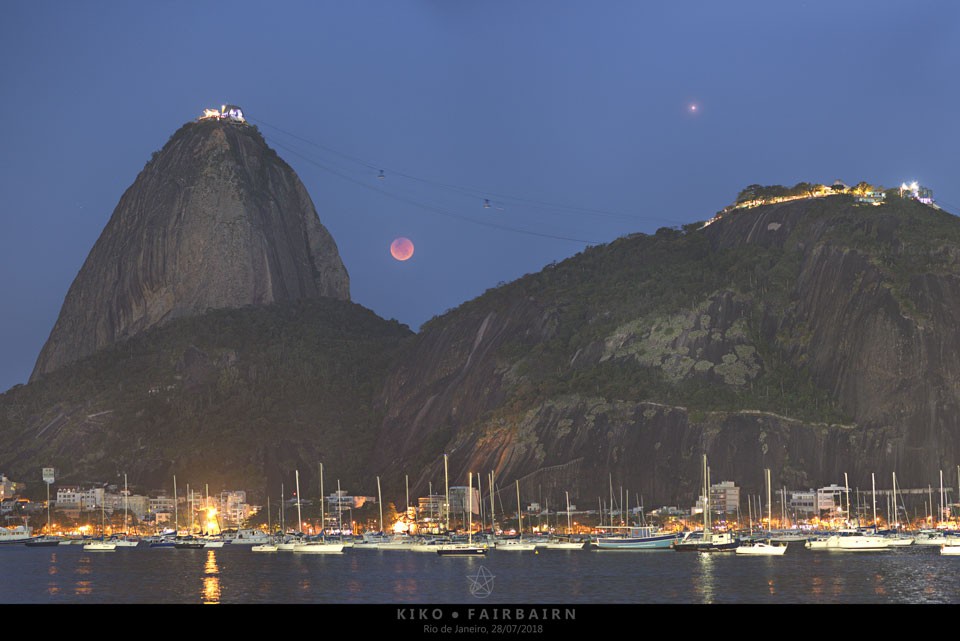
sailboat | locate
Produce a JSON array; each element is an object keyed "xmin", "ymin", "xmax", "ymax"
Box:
[
  {"xmin": 596, "ymin": 491, "xmax": 679, "ymax": 550},
  {"xmin": 84, "ymin": 494, "xmax": 117, "ymax": 551},
  {"xmin": 674, "ymin": 454, "xmax": 738, "ymax": 552},
  {"xmin": 736, "ymin": 469, "xmax": 786, "ymax": 555},
  {"xmin": 437, "ymin": 471, "xmax": 487, "ymax": 556},
  {"xmin": 292, "ymin": 468, "xmax": 344, "ymax": 554},
  {"xmin": 113, "ymin": 474, "xmax": 140, "ymax": 547},
  {"xmin": 496, "ymin": 481, "xmax": 537, "ymax": 551},
  {"xmin": 542, "ymin": 491, "xmax": 586, "ymax": 550}
]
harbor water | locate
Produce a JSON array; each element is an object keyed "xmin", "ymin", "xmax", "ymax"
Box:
[{"xmin": 1, "ymin": 542, "xmax": 956, "ymax": 605}]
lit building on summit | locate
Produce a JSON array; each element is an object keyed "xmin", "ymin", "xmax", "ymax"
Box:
[{"xmin": 199, "ymin": 104, "xmax": 246, "ymax": 123}]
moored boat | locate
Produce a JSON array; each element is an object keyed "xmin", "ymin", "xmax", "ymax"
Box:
[
  {"xmin": 804, "ymin": 531, "xmax": 890, "ymax": 551},
  {"xmin": 0, "ymin": 525, "xmax": 35, "ymax": 545},
  {"xmin": 83, "ymin": 541, "xmax": 117, "ymax": 551},
  {"xmin": 292, "ymin": 539, "xmax": 345, "ymax": 554},
  {"xmin": 223, "ymin": 528, "xmax": 273, "ymax": 545},
  {"xmin": 494, "ymin": 538, "xmax": 537, "ymax": 551},
  {"xmin": 596, "ymin": 526, "xmax": 679, "ymax": 550},
  {"xmin": 436, "ymin": 542, "xmax": 488, "ymax": 556},
  {"xmin": 735, "ymin": 540, "xmax": 787, "ymax": 556}
]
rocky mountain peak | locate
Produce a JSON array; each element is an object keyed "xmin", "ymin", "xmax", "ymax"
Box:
[{"xmin": 31, "ymin": 115, "xmax": 350, "ymax": 380}]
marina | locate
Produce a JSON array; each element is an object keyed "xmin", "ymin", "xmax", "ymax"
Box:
[{"xmin": 3, "ymin": 540, "xmax": 960, "ymax": 604}]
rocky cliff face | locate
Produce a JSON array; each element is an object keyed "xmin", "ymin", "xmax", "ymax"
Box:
[
  {"xmin": 372, "ymin": 195, "xmax": 960, "ymax": 506},
  {"xmin": 32, "ymin": 119, "xmax": 349, "ymax": 380}
]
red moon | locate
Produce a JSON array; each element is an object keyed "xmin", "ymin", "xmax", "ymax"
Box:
[{"xmin": 390, "ymin": 237, "xmax": 414, "ymax": 261}]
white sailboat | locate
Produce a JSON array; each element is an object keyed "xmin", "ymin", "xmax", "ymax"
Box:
[
  {"xmin": 496, "ymin": 481, "xmax": 537, "ymax": 551},
  {"xmin": 736, "ymin": 469, "xmax": 786, "ymax": 556},
  {"xmin": 437, "ymin": 468, "xmax": 487, "ymax": 556},
  {"xmin": 674, "ymin": 454, "xmax": 738, "ymax": 552},
  {"xmin": 113, "ymin": 474, "xmax": 140, "ymax": 547},
  {"xmin": 292, "ymin": 469, "xmax": 344, "ymax": 554},
  {"xmin": 84, "ymin": 496, "xmax": 116, "ymax": 552},
  {"xmin": 542, "ymin": 491, "xmax": 586, "ymax": 550}
]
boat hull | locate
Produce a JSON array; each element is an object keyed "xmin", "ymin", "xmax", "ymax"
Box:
[
  {"xmin": 83, "ymin": 542, "xmax": 117, "ymax": 551},
  {"xmin": 436, "ymin": 546, "xmax": 487, "ymax": 556},
  {"xmin": 596, "ymin": 534, "xmax": 678, "ymax": 550},
  {"xmin": 735, "ymin": 542, "xmax": 787, "ymax": 556},
  {"xmin": 292, "ymin": 542, "xmax": 345, "ymax": 554}
]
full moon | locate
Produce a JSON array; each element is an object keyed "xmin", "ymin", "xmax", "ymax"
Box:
[{"xmin": 390, "ymin": 237, "xmax": 414, "ymax": 261}]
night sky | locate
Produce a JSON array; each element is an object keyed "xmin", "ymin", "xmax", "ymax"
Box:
[{"xmin": 2, "ymin": 1, "xmax": 958, "ymax": 393}]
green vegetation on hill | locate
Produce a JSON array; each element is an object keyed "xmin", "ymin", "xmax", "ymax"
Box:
[
  {"xmin": 427, "ymin": 194, "xmax": 955, "ymax": 435},
  {"xmin": 0, "ymin": 299, "xmax": 411, "ymax": 496}
]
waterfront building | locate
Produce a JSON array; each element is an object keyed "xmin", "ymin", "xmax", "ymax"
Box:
[
  {"xmin": 788, "ymin": 490, "xmax": 818, "ymax": 515},
  {"xmin": 0, "ymin": 474, "xmax": 23, "ymax": 500}
]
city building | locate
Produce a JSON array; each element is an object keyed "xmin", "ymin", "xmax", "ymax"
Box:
[{"xmin": 0, "ymin": 474, "xmax": 23, "ymax": 500}]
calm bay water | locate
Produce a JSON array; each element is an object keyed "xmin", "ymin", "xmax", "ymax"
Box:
[{"xmin": 1, "ymin": 543, "xmax": 956, "ymax": 605}]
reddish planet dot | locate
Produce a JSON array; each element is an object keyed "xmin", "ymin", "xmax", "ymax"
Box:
[{"xmin": 390, "ymin": 237, "xmax": 414, "ymax": 261}]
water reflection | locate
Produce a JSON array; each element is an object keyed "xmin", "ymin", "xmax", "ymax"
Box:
[
  {"xmin": 874, "ymin": 573, "xmax": 886, "ymax": 597},
  {"xmin": 47, "ymin": 551, "xmax": 60, "ymax": 596},
  {"xmin": 72, "ymin": 554, "xmax": 93, "ymax": 596},
  {"xmin": 202, "ymin": 550, "xmax": 220, "ymax": 604},
  {"xmin": 696, "ymin": 552, "xmax": 716, "ymax": 603},
  {"xmin": 394, "ymin": 578, "xmax": 418, "ymax": 597},
  {"xmin": 811, "ymin": 575, "xmax": 823, "ymax": 597}
]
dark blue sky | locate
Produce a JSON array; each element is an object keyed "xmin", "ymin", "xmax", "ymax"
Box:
[{"xmin": 2, "ymin": 1, "xmax": 958, "ymax": 392}]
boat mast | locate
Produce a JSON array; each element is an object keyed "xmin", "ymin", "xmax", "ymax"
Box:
[
  {"xmin": 468, "ymin": 473, "xmax": 473, "ymax": 545},
  {"xmin": 295, "ymin": 470, "xmax": 302, "ymax": 535},
  {"xmin": 280, "ymin": 482, "xmax": 284, "ymax": 533},
  {"xmin": 940, "ymin": 469, "xmax": 945, "ymax": 526},
  {"xmin": 489, "ymin": 471, "xmax": 496, "ymax": 534},
  {"xmin": 173, "ymin": 475, "xmax": 178, "ymax": 535},
  {"xmin": 892, "ymin": 472, "xmax": 897, "ymax": 528},
  {"xmin": 319, "ymin": 464, "xmax": 324, "ymax": 537},
  {"xmin": 702, "ymin": 454, "xmax": 711, "ymax": 543},
  {"xmin": 781, "ymin": 487, "xmax": 787, "ymax": 529},
  {"xmin": 476, "ymin": 473, "xmax": 484, "ymax": 532},
  {"xmin": 871, "ymin": 473, "xmax": 877, "ymax": 530},
  {"xmin": 765, "ymin": 468, "xmax": 772, "ymax": 536},
  {"xmin": 844, "ymin": 473, "xmax": 850, "ymax": 526},
  {"xmin": 377, "ymin": 476, "xmax": 383, "ymax": 534},
  {"xmin": 405, "ymin": 474, "xmax": 409, "ymax": 522},
  {"xmin": 444, "ymin": 454, "xmax": 450, "ymax": 533},
  {"xmin": 565, "ymin": 491, "xmax": 572, "ymax": 535},
  {"xmin": 123, "ymin": 473, "xmax": 129, "ymax": 535},
  {"xmin": 516, "ymin": 480, "xmax": 523, "ymax": 539},
  {"xmin": 337, "ymin": 479, "xmax": 343, "ymax": 535},
  {"xmin": 609, "ymin": 474, "xmax": 614, "ymax": 527}
]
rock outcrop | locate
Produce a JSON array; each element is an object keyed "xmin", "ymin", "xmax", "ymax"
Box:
[{"xmin": 32, "ymin": 118, "xmax": 349, "ymax": 380}]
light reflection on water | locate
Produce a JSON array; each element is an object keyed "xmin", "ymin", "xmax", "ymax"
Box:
[
  {"xmin": 3, "ymin": 544, "xmax": 960, "ymax": 604},
  {"xmin": 202, "ymin": 550, "xmax": 220, "ymax": 604},
  {"xmin": 696, "ymin": 552, "xmax": 716, "ymax": 604}
]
